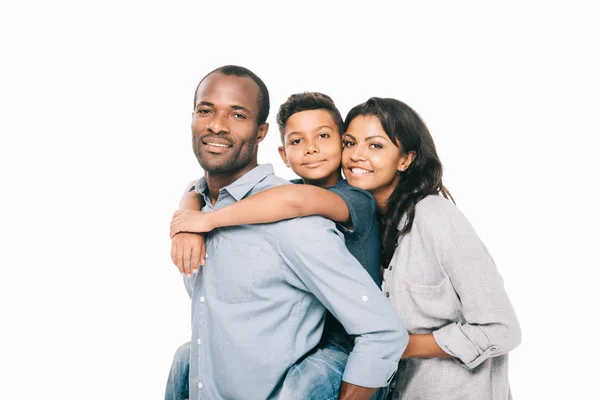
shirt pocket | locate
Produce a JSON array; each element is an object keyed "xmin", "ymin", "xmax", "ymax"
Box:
[
  {"xmin": 395, "ymin": 277, "xmax": 462, "ymax": 332},
  {"xmin": 208, "ymin": 237, "xmax": 261, "ymax": 303}
]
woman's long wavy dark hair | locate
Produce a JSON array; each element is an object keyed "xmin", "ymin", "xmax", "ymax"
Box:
[{"xmin": 344, "ymin": 98, "xmax": 454, "ymax": 268}]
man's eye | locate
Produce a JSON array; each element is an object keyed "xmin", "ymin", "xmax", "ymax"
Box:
[
  {"xmin": 342, "ymin": 141, "xmax": 355, "ymax": 147},
  {"xmin": 233, "ymin": 113, "xmax": 247, "ymax": 119},
  {"xmin": 196, "ymin": 109, "xmax": 211, "ymax": 115}
]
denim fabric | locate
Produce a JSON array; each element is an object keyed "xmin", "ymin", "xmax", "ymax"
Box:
[
  {"xmin": 165, "ymin": 341, "xmax": 190, "ymax": 400},
  {"xmin": 280, "ymin": 344, "xmax": 389, "ymax": 400}
]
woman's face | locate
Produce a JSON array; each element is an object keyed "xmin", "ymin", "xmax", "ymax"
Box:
[{"xmin": 342, "ymin": 115, "xmax": 410, "ymax": 207}]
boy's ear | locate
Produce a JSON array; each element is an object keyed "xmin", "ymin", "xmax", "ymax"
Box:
[{"xmin": 278, "ymin": 146, "xmax": 290, "ymax": 167}]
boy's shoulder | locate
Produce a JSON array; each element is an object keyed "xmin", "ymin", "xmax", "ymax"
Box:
[{"xmin": 327, "ymin": 179, "xmax": 376, "ymax": 204}]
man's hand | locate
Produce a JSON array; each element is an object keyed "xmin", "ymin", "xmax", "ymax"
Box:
[
  {"xmin": 338, "ymin": 382, "xmax": 378, "ymax": 400},
  {"xmin": 170, "ymin": 232, "xmax": 206, "ymax": 276},
  {"xmin": 170, "ymin": 209, "xmax": 214, "ymax": 238}
]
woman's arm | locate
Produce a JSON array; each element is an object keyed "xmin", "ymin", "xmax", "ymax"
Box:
[
  {"xmin": 428, "ymin": 201, "xmax": 521, "ymax": 368},
  {"xmin": 170, "ymin": 184, "xmax": 350, "ymax": 235}
]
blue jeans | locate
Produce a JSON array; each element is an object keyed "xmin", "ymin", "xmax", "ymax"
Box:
[
  {"xmin": 165, "ymin": 342, "xmax": 388, "ymax": 400},
  {"xmin": 165, "ymin": 342, "xmax": 190, "ymax": 400}
]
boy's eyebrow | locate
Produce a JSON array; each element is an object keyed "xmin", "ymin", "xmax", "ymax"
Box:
[
  {"xmin": 311, "ymin": 125, "xmax": 334, "ymax": 132},
  {"xmin": 287, "ymin": 125, "xmax": 334, "ymax": 136}
]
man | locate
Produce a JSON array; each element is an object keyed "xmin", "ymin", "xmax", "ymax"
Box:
[{"xmin": 170, "ymin": 65, "xmax": 408, "ymax": 400}]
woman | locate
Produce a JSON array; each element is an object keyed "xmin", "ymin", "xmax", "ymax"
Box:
[{"xmin": 341, "ymin": 97, "xmax": 521, "ymax": 399}]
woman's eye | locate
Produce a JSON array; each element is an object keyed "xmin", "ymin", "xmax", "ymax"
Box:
[
  {"xmin": 342, "ymin": 140, "xmax": 355, "ymax": 147},
  {"xmin": 370, "ymin": 143, "xmax": 383, "ymax": 149}
]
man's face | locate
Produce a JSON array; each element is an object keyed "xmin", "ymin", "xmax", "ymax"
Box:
[{"xmin": 192, "ymin": 73, "xmax": 267, "ymax": 175}]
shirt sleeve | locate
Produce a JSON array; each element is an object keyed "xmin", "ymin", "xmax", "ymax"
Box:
[
  {"xmin": 277, "ymin": 216, "xmax": 408, "ymax": 388},
  {"xmin": 327, "ymin": 183, "xmax": 376, "ymax": 240},
  {"xmin": 430, "ymin": 202, "xmax": 522, "ymax": 370}
]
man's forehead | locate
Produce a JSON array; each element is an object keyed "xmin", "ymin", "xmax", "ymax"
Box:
[{"xmin": 195, "ymin": 73, "xmax": 260, "ymax": 108}]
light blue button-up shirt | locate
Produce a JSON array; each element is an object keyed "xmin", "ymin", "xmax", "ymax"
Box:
[{"xmin": 185, "ymin": 164, "xmax": 408, "ymax": 400}]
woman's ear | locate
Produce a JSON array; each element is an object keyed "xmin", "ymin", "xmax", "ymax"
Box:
[{"xmin": 398, "ymin": 151, "xmax": 416, "ymax": 172}]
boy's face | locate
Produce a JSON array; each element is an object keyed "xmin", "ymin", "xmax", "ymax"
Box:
[{"xmin": 278, "ymin": 109, "xmax": 342, "ymax": 187}]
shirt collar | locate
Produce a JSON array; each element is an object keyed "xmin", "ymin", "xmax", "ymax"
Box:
[{"xmin": 195, "ymin": 164, "xmax": 275, "ymax": 203}]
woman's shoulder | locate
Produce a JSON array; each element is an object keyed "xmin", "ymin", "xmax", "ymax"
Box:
[{"xmin": 401, "ymin": 194, "xmax": 469, "ymax": 231}]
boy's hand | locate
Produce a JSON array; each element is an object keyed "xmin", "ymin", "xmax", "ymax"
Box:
[
  {"xmin": 170, "ymin": 233, "xmax": 206, "ymax": 276},
  {"xmin": 170, "ymin": 210, "xmax": 214, "ymax": 238}
]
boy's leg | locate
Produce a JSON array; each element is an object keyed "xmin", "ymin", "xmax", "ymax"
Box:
[
  {"xmin": 279, "ymin": 344, "xmax": 347, "ymax": 400},
  {"xmin": 165, "ymin": 341, "xmax": 190, "ymax": 400}
]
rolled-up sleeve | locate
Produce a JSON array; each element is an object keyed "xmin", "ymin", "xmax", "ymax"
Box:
[
  {"xmin": 277, "ymin": 216, "xmax": 408, "ymax": 388},
  {"xmin": 432, "ymin": 205, "xmax": 521, "ymax": 370}
]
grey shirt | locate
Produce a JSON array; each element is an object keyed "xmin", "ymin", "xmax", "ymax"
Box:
[
  {"xmin": 185, "ymin": 164, "xmax": 408, "ymax": 400},
  {"xmin": 383, "ymin": 195, "xmax": 521, "ymax": 400}
]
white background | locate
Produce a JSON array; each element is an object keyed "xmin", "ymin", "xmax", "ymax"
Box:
[{"xmin": 1, "ymin": 1, "xmax": 598, "ymax": 399}]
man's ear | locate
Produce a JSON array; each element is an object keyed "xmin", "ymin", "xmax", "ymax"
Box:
[
  {"xmin": 256, "ymin": 123, "xmax": 269, "ymax": 144},
  {"xmin": 398, "ymin": 151, "xmax": 416, "ymax": 172},
  {"xmin": 278, "ymin": 146, "xmax": 290, "ymax": 167}
]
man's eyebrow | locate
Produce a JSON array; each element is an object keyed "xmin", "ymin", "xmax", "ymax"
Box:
[
  {"xmin": 195, "ymin": 101, "xmax": 214, "ymax": 109},
  {"xmin": 231, "ymin": 105, "xmax": 253, "ymax": 115},
  {"xmin": 194, "ymin": 102, "xmax": 253, "ymax": 116}
]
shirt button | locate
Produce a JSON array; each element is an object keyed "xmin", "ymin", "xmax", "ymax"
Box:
[
  {"xmin": 199, "ymin": 296, "xmax": 205, "ymax": 303},
  {"xmin": 197, "ymin": 338, "xmax": 202, "ymax": 344},
  {"xmin": 385, "ymin": 292, "xmax": 390, "ymax": 298},
  {"xmin": 362, "ymin": 295, "xmax": 369, "ymax": 302},
  {"xmin": 198, "ymin": 382, "xmax": 203, "ymax": 389},
  {"xmin": 388, "ymin": 265, "xmax": 393, "ymax": 271}
]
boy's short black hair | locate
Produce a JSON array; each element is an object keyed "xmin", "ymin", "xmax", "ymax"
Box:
[{"xmin": 276, "ymin": 92, "xmax": 344, "ymax": 143}]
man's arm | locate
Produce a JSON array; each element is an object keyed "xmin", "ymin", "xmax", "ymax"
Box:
[
  {"xmin": 277, "ymin": 217, "xmax": 408, "ymax": 400},
  {"xmin": 170, "ymin": 184, "xmax": 351, "ymax": 236}
]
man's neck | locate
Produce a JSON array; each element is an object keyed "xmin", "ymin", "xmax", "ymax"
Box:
[{"xmin": 205, "ymin": 162, "xmax": 258, "ymax": 205}]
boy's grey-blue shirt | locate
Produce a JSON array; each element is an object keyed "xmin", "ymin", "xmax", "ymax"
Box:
[
  {"xmin": 185, "ymin": 164, "xmax": 407, "ymax": 400},
  {"xmin": 292, "ymin": 178, "xmax": 381, "ymax": 352}
]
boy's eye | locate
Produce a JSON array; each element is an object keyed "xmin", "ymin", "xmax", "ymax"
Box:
[
  {"xmin": 342, "ymin": 140, "xmax": 355, "ymax": 147},
  {"xmin": 317, "ymin": 133, "xmax": 330, "ymax": 139},
  {"xmin": 290, "ymin": 138, "xmax": 302, "ymax": 145}
]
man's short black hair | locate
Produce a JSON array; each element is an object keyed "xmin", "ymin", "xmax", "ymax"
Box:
[{"xmin": 194, "ymin": 65, "xmax": 270, "ymax": 125}]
